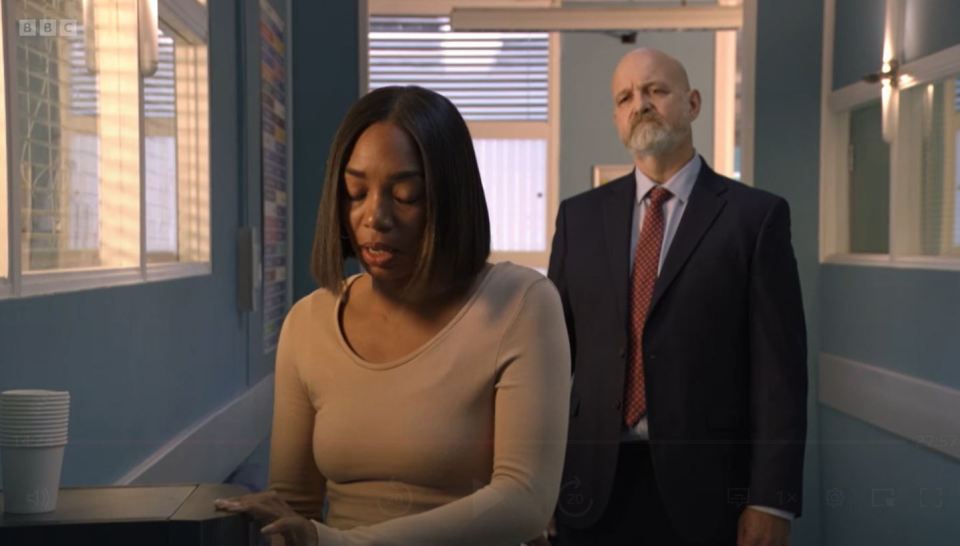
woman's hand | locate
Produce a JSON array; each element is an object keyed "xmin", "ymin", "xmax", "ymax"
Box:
[{"xmin": 214, "ymin": 490, "xmax": 319, "ymax": 546}]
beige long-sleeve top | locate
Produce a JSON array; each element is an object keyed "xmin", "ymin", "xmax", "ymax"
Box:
[{"xmin": 268, "ymin": 262, "xmax": 571, "ymax": 546}]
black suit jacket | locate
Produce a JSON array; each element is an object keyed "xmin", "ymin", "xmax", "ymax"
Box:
[{"xmin": 547, "ymin": 160, "xmax": 807, "ymax": 542}]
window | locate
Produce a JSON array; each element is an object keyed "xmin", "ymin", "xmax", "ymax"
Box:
[
  {"xmin": 904, "ymin": 77, "xmax": 960, "ymax": 256},
  {"xmin": 368, "ymin": 11, "xmax": 557, "ymax": 269},
  {"xmin": 0, "ymin": 0, "xmax": 8, "ymax": 285},
  {"xmin": 143, "ymin": 24, "xmax": 209, "ymax": 266},
  {"xmin": 819, "ymin": 0, "xmax": 960, "ymax": 268},
  {"xmin": 847, "ymin": 100, "xmax": 890, "ymax": 254},
  {"xmin": 1, "ymin": 0, "xmax": 209, "ymax": 298}
]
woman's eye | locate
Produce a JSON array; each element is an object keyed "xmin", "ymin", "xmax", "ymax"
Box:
[
  {"xmin": 347, "ymin": 192, "xmax": 365, "ymax": 201},
  {"xmin": 395, "ymin": 195, "xmax": 420, "ymax": 204}
]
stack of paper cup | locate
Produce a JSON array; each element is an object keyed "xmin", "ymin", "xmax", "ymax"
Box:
[{"xmin": 0, "ymin": 389, "xmax": 70, "ymax": 514}]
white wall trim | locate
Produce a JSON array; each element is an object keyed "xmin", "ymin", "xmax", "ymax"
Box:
[
  {"xmin": 116, "ymin": 374, "xmax": 274, "ymax": 485},
  {"xmin": 20, "ymin": 268, "xmax": 144, "ymax": 298},
  {"xmin": 712, "ymin": 0, "xmax": 737, "ymax": 179},
  {"xmin": 739, "ymin": 0, "xmax": 757, "ymax": 186},
  {"xmin": 899, "ymin": 43, "xmax": 960, "ymax": 92},
  {"xmin": 825, "ymin": 44, "xmax": 960, "ymax": 113},
  {"xmin": 823, "ymin": 253, "xmax": 960, "ymax": 271},
  {"xmin": 159, "ymin": 0, "xmax": 208, "ymax": 43},
  {"xmin": 828, "ymin": 80, "xmax": 879, "ymax": 112},
  {"xmin": 819, "ymin": 353, "xmax": 960, "ymax": 461}
]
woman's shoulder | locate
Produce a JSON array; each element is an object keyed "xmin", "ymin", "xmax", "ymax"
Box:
[
  {"xmin": 484, "ymin": 262, "xmax": 558, "ymax": 304},
  {"xmin": 283, "ymin": 281, "xmax": 349, "ymax": 332}
]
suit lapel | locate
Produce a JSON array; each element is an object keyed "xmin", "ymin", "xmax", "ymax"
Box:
[
  {"xmin": 601, "ymin": 174, "xmax": 637, "ymax": 325},
  {"xmin": 648, "ymin": 163, "xmax": 728, "ymax": 317}
]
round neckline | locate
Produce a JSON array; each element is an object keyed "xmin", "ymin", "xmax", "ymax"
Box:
[{"xmin": 333, "ymin": 262, "xmax": 500, "ymax": 370}]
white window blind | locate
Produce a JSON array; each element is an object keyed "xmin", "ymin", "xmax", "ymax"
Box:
[
  {"xmin": 369, "ymin": 16, "xmax": 548, "ymax": 121},
  {"xmin": 144, "ymin": 34, "xmax": 176, "ymax": 119}
]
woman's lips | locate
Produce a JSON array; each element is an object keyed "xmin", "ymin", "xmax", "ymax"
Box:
[{"xmin": 360, "ymin": 244, "xmax": 399, "ymax": 268}]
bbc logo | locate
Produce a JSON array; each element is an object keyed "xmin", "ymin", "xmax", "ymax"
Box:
[{"xmin": 17, "ymin": 19, "xmax": 79, "ymax": 38}]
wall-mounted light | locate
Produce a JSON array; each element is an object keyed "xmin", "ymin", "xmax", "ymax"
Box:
[
  {"xmin": 81, "ymin": 0, "xmax": 97, "ymax": 74},
  {"xmin": 138, "ymin": 0, "xmax": 159, "ymax": 77},
  {"xmin": 863, "ymin": 0, "xmax": 905, "ymax": 143}
]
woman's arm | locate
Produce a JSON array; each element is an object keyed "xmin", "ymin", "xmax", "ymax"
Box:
[
  {"xmin": 269, "ymin": 304, "xmax": 328, "ymax": 521},
  {"xmin": 314, "ymin": 278, "xmax": 571, "ymax": 546}
]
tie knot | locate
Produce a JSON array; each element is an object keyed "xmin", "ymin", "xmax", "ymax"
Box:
[{"xmin": 646, "ymin": 186, "xmax": 673, "ymax": 208}]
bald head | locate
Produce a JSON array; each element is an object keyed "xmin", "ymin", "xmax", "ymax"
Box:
[
  {"xmin": 610, "ymin": 47, "xmax": 701, "ymax": 164},
  {"xmin": 612, "ymin": 48, "xmax": 691, "ymax": 97}
]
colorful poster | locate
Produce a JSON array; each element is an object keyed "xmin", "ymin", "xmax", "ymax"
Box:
[{"xmin": 260, "ymin": 0, "xmax": 288, "ymax": 354}]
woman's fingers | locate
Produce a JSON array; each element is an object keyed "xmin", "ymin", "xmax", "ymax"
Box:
[
  {"xmin": 262, "ymin": 515, "xmax": 318, "ymax": 546},
  {"xmin": 213, "ymin": 490, "xmax": 293, "ymax": 523}
]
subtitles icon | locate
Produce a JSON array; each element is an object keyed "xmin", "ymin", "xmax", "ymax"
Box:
[
  {"xmin": 871, "ymin": 488, "xmax": 896, "ymax": 507},
  {"xmin": 919, "ymin": 488, "xmax": 943, "ymax": 509}
]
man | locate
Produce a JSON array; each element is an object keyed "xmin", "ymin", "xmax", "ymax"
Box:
[{"xmin": 546, "ymin": 48, "xmax": 807, "ymax": 546}]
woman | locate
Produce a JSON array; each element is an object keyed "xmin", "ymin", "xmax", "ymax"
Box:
[{"xmin": 214, "ymin": 86, "xmax": 570, "ymax": 546}]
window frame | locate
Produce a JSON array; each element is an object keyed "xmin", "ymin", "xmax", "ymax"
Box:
[
  {"xmin": 818, "ymin": 0, "xmax": 960, "ymax": 270},
  {"xmin": 0, "ymin": 0, "xmax": 9, "ymax": 298},
  {"xmin": 0, "ymin": 0, "xmax": 210, "ymax": 300}
]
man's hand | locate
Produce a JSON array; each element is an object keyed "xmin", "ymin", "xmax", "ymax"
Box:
[
  {"xmin": 737, "ymin": 506, "xmax": 790, "ymax": 546},
  {"xmin": 214, "ymin": 490, "xmax": 319, "ymax": 546}
]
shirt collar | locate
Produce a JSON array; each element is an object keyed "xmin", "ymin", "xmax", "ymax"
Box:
[{"xmin": 634, "ymin": 153, "xmax": 701, "ymax": 205}]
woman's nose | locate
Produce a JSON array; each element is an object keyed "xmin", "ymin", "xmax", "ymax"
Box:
[{"xmin": 364, "ymin": 193, "xmax": 393, "ymax": 231}]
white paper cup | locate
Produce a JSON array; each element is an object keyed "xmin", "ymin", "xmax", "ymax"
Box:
[
  {"xmin": 1, "ymin": 390, "xmax": 69, "ymax": 399},
  {"xmin": 1, "ymin": 444, "xmax": 65, "ymax": 513}
]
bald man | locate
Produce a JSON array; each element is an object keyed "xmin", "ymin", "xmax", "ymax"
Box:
[{"xmin": 545, "ymin": 48, "xmax": 807, "ymax": 546}]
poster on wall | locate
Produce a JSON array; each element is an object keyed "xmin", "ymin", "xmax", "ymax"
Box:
[{"xmin": 261, "ymin": 0, "xmax": 288, "ymax": 354}]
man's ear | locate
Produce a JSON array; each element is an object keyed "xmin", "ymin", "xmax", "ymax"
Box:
[{"xmin": 688, "ymin": 89, "xmax": 702, "ymax": 121}]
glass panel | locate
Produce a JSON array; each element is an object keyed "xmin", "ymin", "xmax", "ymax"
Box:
[
  {"xmin": 0, "ymin": 1, "xmax": 8, "ymax": 280},
  {"xmin": 369, "ymin": 16, "xmax": 549, "ymax": 122},
  {"xmin": 13, "ymin": 0, "xmax": 140, "ymax": 272},
  {"xmin": 473, "ymin": 138, "xmax": 547, "ymax": 252},
  {"xmin": 912, "ymin": 76, "xmax": 960, "ymax": 256},
  {"xmin": 145, "ymin": 23, "xmax": 209, "ymax": 264},
  {"xmin": 848, "ymin": 100, "xmax": 890, "ymax": 254},
  {"xmin": 144, "ymin": 27, "xmax": 177, "ymax": 262}
]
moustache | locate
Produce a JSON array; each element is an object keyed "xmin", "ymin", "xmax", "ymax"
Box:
[{"xmin": 630, "ymin": 111, "xmax": 664, "ymax": 130}]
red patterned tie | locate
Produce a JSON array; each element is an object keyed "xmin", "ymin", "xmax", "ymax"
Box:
[{"xmin": 624, "ymin": 186, "xmax": 673, "ymax": 427}]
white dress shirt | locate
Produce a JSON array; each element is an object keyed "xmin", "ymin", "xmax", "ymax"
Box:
[{"xmin": 619, "ymin": 153, "xmax": 794, "ymax": 521}]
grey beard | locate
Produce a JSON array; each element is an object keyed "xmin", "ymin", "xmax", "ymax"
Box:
[{"xmin": 625, "ymin": 121, "xmax": 685, "ymax": 157}]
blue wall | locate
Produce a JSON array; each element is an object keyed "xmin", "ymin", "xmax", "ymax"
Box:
[
  {"xmin": 819, "ymin": 407, "xmax": 960, "ymax": 546},
  {"xmin": 0, "ymin": 0, "xmax": 249, "ymax": 486},
  {"xmin": 832, "ymin": 0, "xmax": 884, "ymax": 90},
  {"xmin": 291, "ymin": 2, "xmax": 360, "ymax": 301},
  {"xmin": 753, "ymin": 0, "xmax": 824, "ymax": 543},
  {"xmin": 821, "ymin": 0, "xmax": 960, "ymax": 544},
  {"xmin": 833, "ymin": 0, "xmax": 960, "ymax": 91},
  {"xmin": 903, "ymin": 0, "xmax": 960, "ymax": 63},
  {"xmin": 821, "ymin": 266, "xmax": 960, "ymax": 387}
]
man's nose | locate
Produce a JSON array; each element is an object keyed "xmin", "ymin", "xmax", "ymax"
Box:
[{"xmin": 631, "ymin": 94, "xmax": 651, "ymax": 118}]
